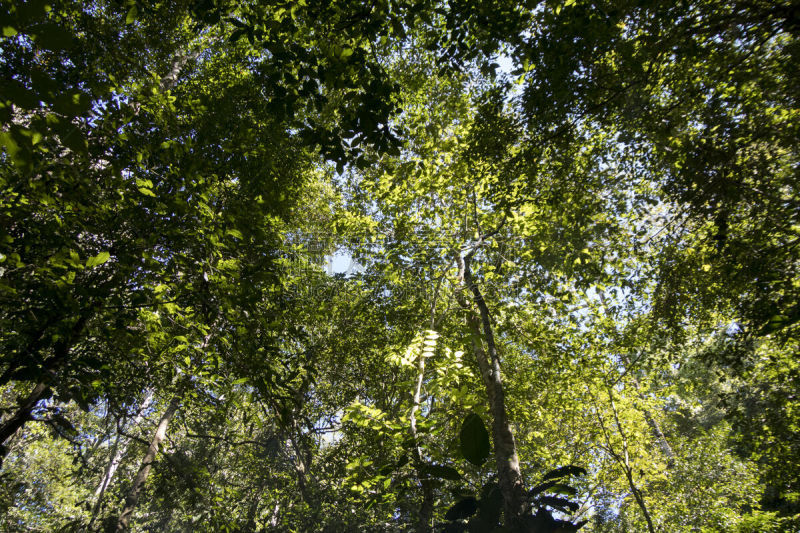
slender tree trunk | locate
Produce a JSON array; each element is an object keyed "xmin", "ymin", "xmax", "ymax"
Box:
[
  {"xmin": 113, "ymin": 396, "xmax": 180, "ymax": 532},
  {"xmin": 598, "ymin": 292, "xmax": 675, "ymax": 465},
  {"xmin": 244, "ymin": 477, "xmax": 266, "ymax": 531},
  {"xmin": 89, "ymin": 390, "xmax": 155, "ymax": 528},
  {"xmin": 598, "ymin": 387, "xmax": 656, "ymax": 533},
  {"xmin": 456, "ymin": 252, "xmax": 526, "ymax": 529},
  {"xmin": 287, "ymin": 429, "xmax": 313, "ymax": 503},
  {"xmin": 159, "ymin": 48, "xmax": 203, "ymax": 91},
  {"xmin": 410, "ymin": 339, "xmax": 434, "ymax": 533},
  {"xmin": 624, "ymin": 467, "xmax": 656, "ymax": 533},
  {"xmin": 639, "ymin": 396, "xmax": 675, "ymax": 464},
  {"xmin": 244, "ymin": 497, "xmax": 260, "ymax": 531},
  {"xmin": 618, "ymin": 356, "xmax": 676, "ymax": 465},
  {"xmin": 267, "ymin": 502, "xmax": 281, "ymax": 527},
  {"xmin": 112, "ymin": 318, "xmax": 216, "ymax": 531}
]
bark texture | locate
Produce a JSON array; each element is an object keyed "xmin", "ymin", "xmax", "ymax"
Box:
[{"xmin": 456, "ymin": 251, "xmax": 526, "ymax": 529}]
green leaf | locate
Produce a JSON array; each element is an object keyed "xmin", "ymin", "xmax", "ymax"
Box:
[
  {"xmin": 126, "ymin": 5, "xmax": 138, "ymax": 25},
  {"xmin": 85, "ymin": 251, "xmax": 110, "ymax": 268},
  {"xmin": 0, "ymin": 131, "xmax": 23, "ymax": 166},
  {"xmin": 460, "ymin": 413, "xmax": 490, "ymax": 466},
  {"xmin": 547, "ymin": 483, "xmax": 578, "ymax": 496}
]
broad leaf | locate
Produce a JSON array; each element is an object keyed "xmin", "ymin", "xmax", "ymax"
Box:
[
  {"xmin": 542, "ymin": 465, "xmax": 586, "ymax": 482},
  {"xmin": 85, "ymin": 252, "xmax": 110, "ymax": 268},
  {"xmin": 459, "ymin": 413, "xmax": 490, "ymax": 466},
  {"xmin": 444, "ymin": 497, "xmax": 478, "ymax": 520}
]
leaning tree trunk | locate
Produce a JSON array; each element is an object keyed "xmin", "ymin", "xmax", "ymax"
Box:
[
  {"xmin": 0, "ymin": 311, "xmax": 92, "ymax": 462},
  {"xmin": 113, "ymin": 396, "xmax": 180, "ymax": 532},
  {"xmin": 618, "ymin": 355, "xmax": 676, "ymax": 465},
  {"xmin": 596, "ymin": 387, "xmax": 657, "ymax": 533},
  {"xmin": 0, "ymin": 381, "xmax": 51, "ymax": 463},
  {"xmin": 457, "ymin": 252, "xmax": 526, "ymax": 529},
  {"xmin": 89, "ymin": 389, "xmax": 155, "ymax": 528}
]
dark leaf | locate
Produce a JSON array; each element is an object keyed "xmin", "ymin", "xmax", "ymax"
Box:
[
  {"xmin": 445, "ymin": 497, "xmax": 478, "ymax": 520},
  {"xmin": 538, "ymin": 495, "xmax": 579, "ymax": 513},
  {"xmin": 478, "ymin": 482, "xmax": 503, "ymax": 525},
  {"xmin": 1, "ymin": 80, "xmax": 39, "ymax": 109},
  {"xmin": 9, "ymin": 365, "xmax": 41, "ymax": 382},
  {"xmin": 396, "ymin": 454, "xmax": 409, "ymax": 468},
  {"xmin": 529, "ymin": 480, "xmax": 558, "ymax": 496},
  {"xmin": 528, "ymin": 507, "xmax": 557, "ymax": 531},
  {"xmin": 460, "ymin": 413, "xmax": 490, "ymax": 466},
  {"xmin": 465, "ymin": 515, "xmax": 495, "ymax": 533},
  {"xmin": 542, "ymin": 465, "xmax": 586, "ymax": 481},
  {"xmin": 53, "ymin": 92, "xmax": 91, "ymax": 116},
  {"xmin": 419, "ymin": 464, "xmax": 461, "ymax": 481},
  {"xmin": 229, "ymin": 28, "xmax": 246, "ymax": 42},
  {"xmin": 530, "ymin": 480, "xmax": 577, "ymax": 497},
  {"xmin": 32, "ymin": 23, "xmax": 75, "ymax": 51},
  {"xmin": 441, "ymin": 523, "xmax": 468, "ymax": 533}
]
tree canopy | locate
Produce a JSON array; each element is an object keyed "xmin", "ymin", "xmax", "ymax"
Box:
[{"xmin": 1, "ymin": 0, "xmax": 798, "ymax": 531}]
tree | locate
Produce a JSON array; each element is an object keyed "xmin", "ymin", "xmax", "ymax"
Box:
[{"xmin": 1, "ymin": 0, "xmax": 798, "ymax": 531}]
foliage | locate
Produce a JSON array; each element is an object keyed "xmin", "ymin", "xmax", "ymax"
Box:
[{"xmin": 0, "ymin": 0, "xmax": 797, "ymax": 531}]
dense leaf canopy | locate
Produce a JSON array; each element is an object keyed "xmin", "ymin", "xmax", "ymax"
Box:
[{"xmin": 1, "ymin": 0, "xmax": 798, "ymax": 531}]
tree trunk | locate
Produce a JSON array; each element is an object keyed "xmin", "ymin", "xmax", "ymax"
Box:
[
  {"xmin": 113, "ymin": 396, "xmax": 180, "ymax": 531},
  {"xmin": 599, "ymin": 293, "xmax": 676, "ymax": 466},
  {"xmin": 457, "ymin": 253, "xmax": 526, "ymax": 529},
  {"xmin": 603, "ymin": 387, "xmax": 656, "ymax": 533},
  {"xmin": 0, "ymin": 310, "xmax": 92, "ymax": 458},
  {"xmin": 410, "ymin": 340, "xmax": 434, "ymax": 533},
  {"xmin": 0, "ymin": 381, "xmax": 51, "ymax": 463},
  {"xmin": 619, "ymin": 356, "xmax": 676, "ymax": 465},
  {"xmin": 640, "ymin": 398, "xmax": 675, "ymax": 464},
  {"xmin": 89, "ymin": 390, "xmax": 155, "ymax": 527}
]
